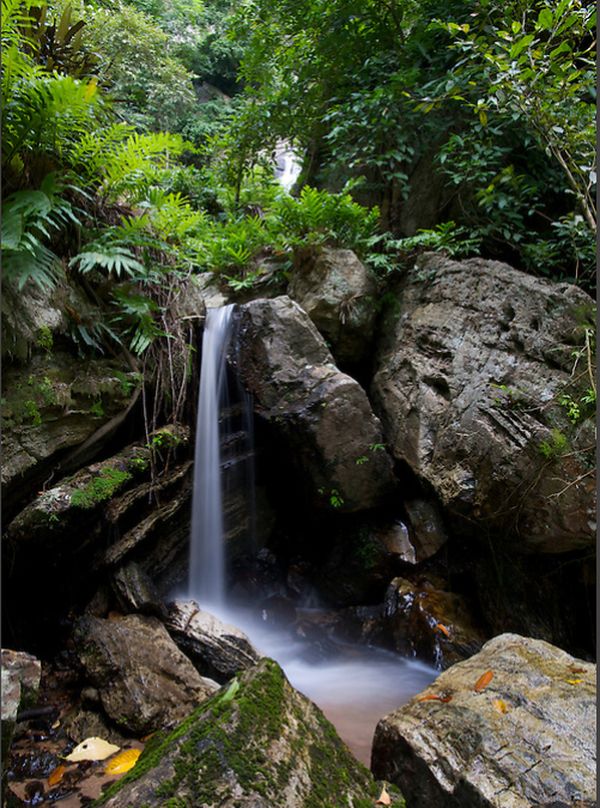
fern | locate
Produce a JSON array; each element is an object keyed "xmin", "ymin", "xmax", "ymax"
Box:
[
  {"xmin": 70, "ymin": 244, "xmax": 146, "ymax": 278},
  {"xmin": 111, "ymin": 287, "xmax": 163, "ymax": 355},
  {"xmin": 1, "ymin": 173, "xmax": 80, "ymax": 290}
]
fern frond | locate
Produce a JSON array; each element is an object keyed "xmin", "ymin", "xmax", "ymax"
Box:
[{"xmin": 70, "ymin": 245, "xmax": 146, "ymax": 278}]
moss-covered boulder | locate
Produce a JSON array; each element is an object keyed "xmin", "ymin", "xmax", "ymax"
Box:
[{"xmin": 99, "ymin": 658, "xmax": 403, "ymax": 807}]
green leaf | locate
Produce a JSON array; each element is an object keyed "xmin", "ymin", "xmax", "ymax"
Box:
[
  {"xmin": 536, "ymin": 8, "xmax": 554, "ymax": 30},
  {"xmin": 510, "ymin": 34, "xmax": 535, "ymax": 59}
]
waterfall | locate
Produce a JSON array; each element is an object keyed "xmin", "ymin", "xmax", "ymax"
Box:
[
  {"xmin": 275, "ymin": 141, "xmax": 302, "ymax": 191},
  {"xmin": 188, "ymin": 304, "xmax": 235, "ymax": 607}
]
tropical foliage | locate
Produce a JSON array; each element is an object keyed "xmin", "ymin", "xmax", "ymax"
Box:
[{"xmin": 1, "ymin": 0, "xmax": 596, "ymax": 374}]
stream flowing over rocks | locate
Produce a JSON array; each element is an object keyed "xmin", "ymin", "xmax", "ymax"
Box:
[{"xmin": 1, "ymin": 247, "xmax": 596, "ymax": 807}]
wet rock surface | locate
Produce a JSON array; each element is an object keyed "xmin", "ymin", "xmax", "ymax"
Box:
[
  {"xmin": 1, "ymin": 649, "xmax": 42, "ymax": 796},
  {"xmin": 381, "ymin": 576, "xmax": 486, "ymax": 669},
  {"xmin": 101, "ymin": 658, "xmax": 400, "ymax": 807},
  {"xmin": 372, "ymin": 633, "xmax": 596, "ymax": 808},
  {"xmin": 288, "ymin": 246, "xmax": 378, "ymax": 366},
  {"xmin": 236, "ymin": 295, "xmax": 395, "ymax": 511},
  {"xmin": 372, "ymin": 253, "xmax": 596, "ymax": 552},
  {"xmin": 166, "ymin": 600, "xmax": 262, "ymax": 683},
  {"xmin": 336, "ymin": 576, "xmax": 486, "ymax": 670},
  {"xmin": 74, "ymin": 614, "xmax": 218, "ymax": 734}
]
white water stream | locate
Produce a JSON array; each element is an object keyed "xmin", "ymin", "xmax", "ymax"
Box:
[
  {"xmin": 188, "ymin": 304, "xmax": 235, "ymax": 608},
  {"xmin": 187, "ymin": 306, "xmax": 436, "ymax": 764}
]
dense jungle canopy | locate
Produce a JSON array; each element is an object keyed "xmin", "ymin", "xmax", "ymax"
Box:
[{"xmin": 2, "ymin": 0, "xmax": 596, "ymax": 335}]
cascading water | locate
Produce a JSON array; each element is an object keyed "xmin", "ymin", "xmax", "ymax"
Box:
[
  {"xmin": 188, "ymin": 304, "xmax": 235, "ymax": 607},
  {"xmin": 274, "ymin": 141, "xmax": 302, "ymax": 192},
  {"xmin": 187, "ymin": 304, "xmax": 436, "ymax": 765}
]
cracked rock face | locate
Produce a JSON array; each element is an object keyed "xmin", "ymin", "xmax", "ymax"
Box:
[
  {"xmin": 372, "ymin": 633, "xmax": 596, "ymax": 808},
  {"xmin": 371, "ymin": 253, "xmax": 596, "ymax": 553}
]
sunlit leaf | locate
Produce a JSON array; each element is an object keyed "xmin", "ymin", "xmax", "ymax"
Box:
[
  {"xmin": 104, "ymin": 748, "xmax": 142, "ymax": 775},
  {"xmin": 417, "ymin": 692, "xmax": 452, "ymax": 703}
]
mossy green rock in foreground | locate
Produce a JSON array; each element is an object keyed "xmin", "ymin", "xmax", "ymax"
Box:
[{"xmin": 98, "ymin": 658, "xmax": 404, "ymax": 808}]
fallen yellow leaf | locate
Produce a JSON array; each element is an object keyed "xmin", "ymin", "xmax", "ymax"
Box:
[
  {"xmin": 375, "ymin": 784, "xmax": 392, "ymax": 805},
  {"xmin": 65, "ymin": 737, "xmax": 120, "ymax": 762},
  {"xmin": 104, "ymin": 748, "xmax": 142, "ymax": 775},
  {"xmin": 493, "ymin": 699, "xmax": 508, "ymax": 714},
  {"xmin": 566, "ymin": 678, "xmax": 583, "ymax": 685}
]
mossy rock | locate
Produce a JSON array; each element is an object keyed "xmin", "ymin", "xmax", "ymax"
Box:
[{"xmin": 97, "ymin": 658, "xmax": 404, "ymax": 808}]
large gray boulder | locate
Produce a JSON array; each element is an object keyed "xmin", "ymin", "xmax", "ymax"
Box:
[
  {"xmin": 166, "ymin": 600, "xmax": 262, "ymax": 683},
  {"xmin": 372, "ymin": 253, "xmax": 596, "ymax": 553},
  {"xmin": 100, "ymin": 658, "xmax": 400, "ymax": 807},
  {"xmin": 372, "ymin": 633, "xmax": 596, "ymax": 808},
  {"xmin": 74, "ymin": 614, "xmax": 218, "ymax": 734},
  {"xmin": 236, "ymin": 296, "xmax": 395, "ymax": 511},
  {"xmin": 288, "ymin": 247, "xmax": 378, "ymax": 366}
]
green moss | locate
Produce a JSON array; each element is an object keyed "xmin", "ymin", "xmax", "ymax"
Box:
[
  {"xmin": 35, "ymin": 326, "xmax": 53, "ymax": 353},
  {"xmin": 71, "ymin": 467, "xmax": 132, "ymax": 509},
  {"xmin": 23, "ymin": 399, "xmax": 42, "ymax": 426},
  {"xmin": 94, "ymin": 659, "xmax": 394, "ymax": 807},
  {"xmin": 127, "ymin": 454, "xmax": 150, "ymax": 472},
  {"xmin": 90, "ymin": 399, "xmax": 105, "ymax": 418}
]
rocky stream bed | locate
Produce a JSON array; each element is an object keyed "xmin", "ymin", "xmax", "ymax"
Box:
[{"xmin": 2, "ymin": 248, "xmax": 596, "ymax": 807}]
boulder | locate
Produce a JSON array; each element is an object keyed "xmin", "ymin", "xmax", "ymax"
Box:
[
  {"xmin": 372, "ymin": 253, "xmax": 596, "ymax": 553},
  {"xmin": 372, "ymin": 633, "xmax": 596, "ymax": 808},
  {"xmin": 288, "ymin": 247, "xmax": 378, "ymax": 366},
  {"xmin": 100, "ymin": 658, "xmax": 400, "ymax": 807},
  {"xmin": 336, "ymin": 577, "xmax": 485, "ymax": 669},
  {"xmin": 74, "ymin": 614, "xmax": 218, "ymax": 735},
  {"xmin": 111, "ymin": 562, "xmax": 165, "ymax": 617},
  {"xmin": 403, "ymin": 498, "xmax": 447, "ymax": 562},
  {"xmin": 166, "ymin": 600, "xmax": 262, "ymax": 683},
  {"xmin": 1, "ymin": 650, "xmax": 42, "ymax": 779},
  {"xmin": 236, "ymin": 296, "xmax": 395, "ymax": 511}
]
